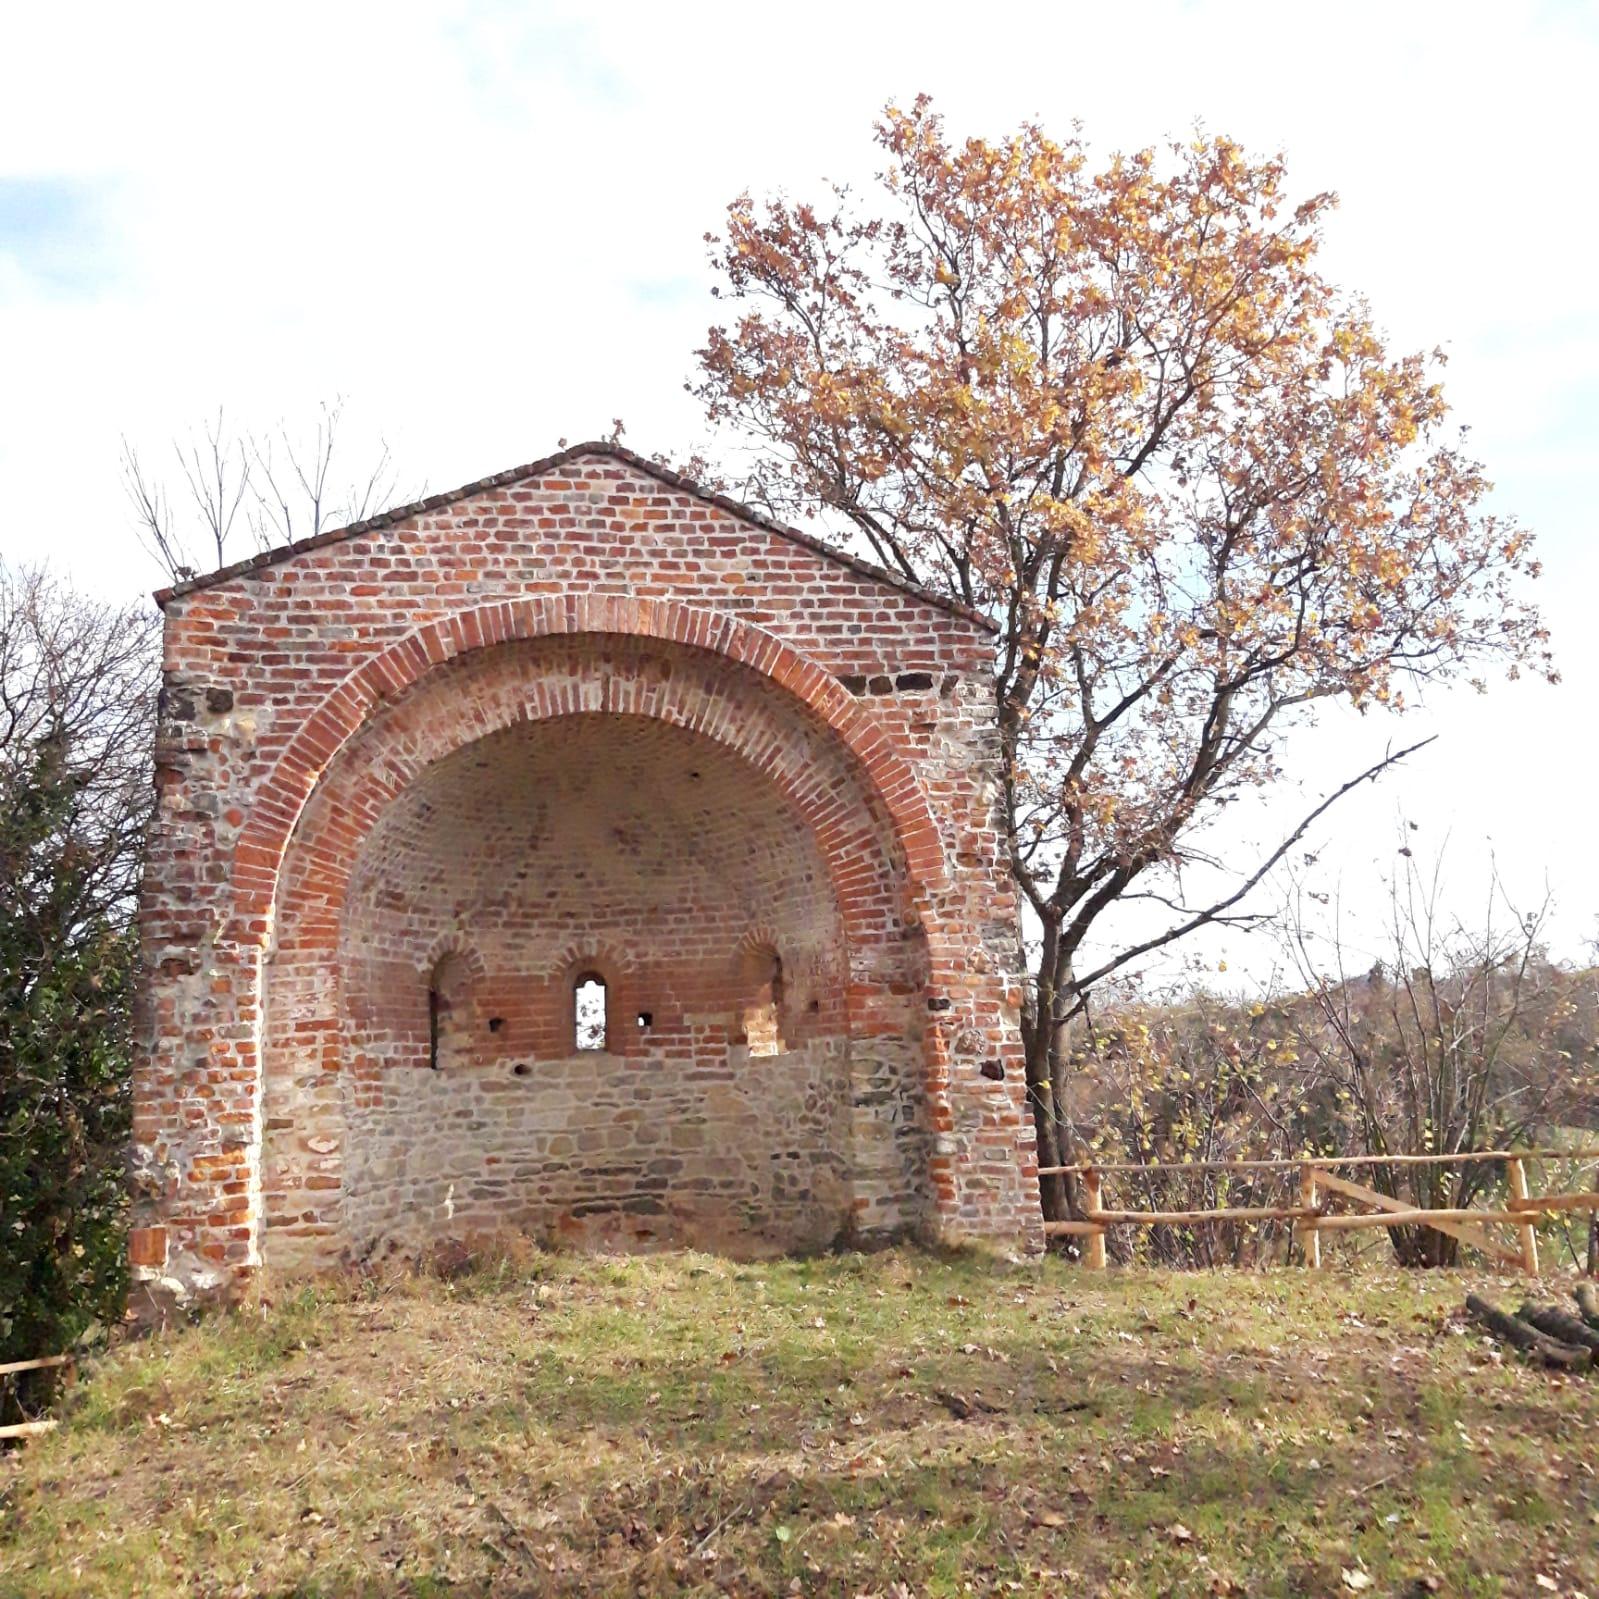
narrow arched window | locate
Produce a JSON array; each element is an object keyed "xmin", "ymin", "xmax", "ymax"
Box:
[
  {"xmin": 743, "ymin": 952, "xmax": 785, "ymax": 1058},
  {"xmin": 427, "ymin": 951, "xmax": 469, "ymax": 1070},
  {"xmin": 574, "ymin": 973, "xmax": 608, "ymax": 1052}
]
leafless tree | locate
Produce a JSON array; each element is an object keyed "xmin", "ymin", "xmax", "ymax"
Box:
[
  {"xmin": 120, "ymin": 398, "xmax": 401, "ymax": 582},
  {"xmin": 1282, "ymin": 846, "xmax": 1592, "ymax": 1264},
  {"xmin": 0, "ymin": 564, "xmax": 157, "ymax": 931}
]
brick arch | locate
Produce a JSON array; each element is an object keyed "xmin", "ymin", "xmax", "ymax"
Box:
[
  {"xmin": 419, "ymin": 933, "xmax": 488, "ymax": 983},
  {"xmin": 230, "ymin": 596, "xmax": 949, "ymax": 942},
  {"xmin": 262, "ymin": 644, "xmax": 938, "ymax": 1270},
  {"xmin": 270, "ymin": 646, "xmax": 915, "ymax": 1025},
  {"xmin": 540, "ymin": 936, "xmax": 642, "ymax": 983}
]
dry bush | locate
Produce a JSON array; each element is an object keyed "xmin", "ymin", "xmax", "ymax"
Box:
[{"xmin": 1064, "ymin": 856, "xmax": 1598, "ymax": 1268}]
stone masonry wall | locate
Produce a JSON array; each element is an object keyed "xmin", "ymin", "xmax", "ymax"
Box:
[
  {"xmin": 325, "ymin": 709, "xmax": 891, "ymax": 1261},
  {"xmin": 130, "ymin": 443, "xmax": 1041, "ymax": 1302}
]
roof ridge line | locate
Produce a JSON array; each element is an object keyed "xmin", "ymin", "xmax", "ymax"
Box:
[{"xmin": 152, "ymin": 439, "xmax": 996, "ymax": 633}]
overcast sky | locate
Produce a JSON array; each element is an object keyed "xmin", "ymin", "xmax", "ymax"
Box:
[{"xmin": 2, "ymin": 0, "xmax": 1595, "ymax": 988}]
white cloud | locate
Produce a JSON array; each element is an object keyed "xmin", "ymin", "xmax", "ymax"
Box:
[{"xmin": 2, "ymin": 0, "xmax": 1594, "ymax": 978}]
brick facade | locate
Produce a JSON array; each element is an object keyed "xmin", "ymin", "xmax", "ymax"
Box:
[{"xmin": 130, "ymin": 443, "xmax": 1041, "ymax": 1303}]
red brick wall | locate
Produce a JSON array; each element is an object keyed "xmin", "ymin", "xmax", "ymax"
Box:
[{"xmin": 131, "ymin": 449, "xmax": 1040, "ymax": 1301}]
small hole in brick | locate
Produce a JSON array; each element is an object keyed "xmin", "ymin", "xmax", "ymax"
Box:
[
  {"xmin": 512, "ymin": 1061, "xmax": 531, "ymax": 1077},
  {"xmin": 980, "ymin": 1059, "xmax": 1005, "ymax": 1081},
  {"xmin": 637, "ymin": 1010, "xmax": 653, "ymax": 1029},
  {"xmin": 809, "ymin": 999, "xmax": 820, "ymax": 1013},
  {"xmin": 488, "ymin": 1017, "xmax": 505, "ymax": 1033}
]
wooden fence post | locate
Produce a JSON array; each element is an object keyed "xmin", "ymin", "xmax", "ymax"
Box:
[
  {"xmin": 1297, "ymin": 1162, "xmax": 1321, "ymax": 1269},
  {"xmin": 1082, "ymin": 1169, "xmax": 1107, "ymax": 1270},
  {"xmin": 1588, "ymin": 1167, "xmax": 1598, "ymax": 1278},
  {"xmin": 1506, "ymin": 1157, "xmax": 1540, "ymax": 1274}
]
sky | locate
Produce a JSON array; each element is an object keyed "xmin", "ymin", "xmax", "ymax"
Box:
[{"xmin": 2, "ymin": 0, "xmax": 1595, "ymax": 990}]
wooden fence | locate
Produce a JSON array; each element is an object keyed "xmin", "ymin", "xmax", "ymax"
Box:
[
  {"xmin": 0, "ymin": 1354, "xmax": 73, "ymax": 1440},
  {"xmin": 1037, "ymin": 1148, "xmax": 1599, "ymax": 1272}
]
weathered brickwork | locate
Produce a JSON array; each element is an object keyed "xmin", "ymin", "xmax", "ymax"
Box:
[{"xmin": 130, "ymin": 443, "xmax": 1040, "ymax": 1304}]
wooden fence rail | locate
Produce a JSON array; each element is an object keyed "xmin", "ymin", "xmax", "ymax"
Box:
[
  {"xmin": 1038, "ymin": 1148, "xmax": 1599, "ymax": 1272},
  {"xmin": 0, "ymin": 1353, "xmax": 73, "ymax": 1442}
]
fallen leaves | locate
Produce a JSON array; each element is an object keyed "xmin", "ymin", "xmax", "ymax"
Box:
[{"xmin": 6, "ymin": 1253, "xmax": 1598, "ymax": 1598}]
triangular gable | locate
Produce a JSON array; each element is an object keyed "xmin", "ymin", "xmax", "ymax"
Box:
[{"xmin": 153, "ymin": 440, "xmax": 994, "ymax": 633}]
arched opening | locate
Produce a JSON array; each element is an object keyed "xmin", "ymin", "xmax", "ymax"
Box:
[
  {"xmin": 426, "ymin": 951, "xmax": 473, "ymax": 1071},
  {"xmin": 738, "ymin": 947, "xmax": 786, "ymax": 1058},
  {"xmin": 573, "ymin": 973, "xmax": 608, "ymax": 1052},
  {"xmin": 260, "ymin": 631, "xmax": 942, "ymax": 1272}
]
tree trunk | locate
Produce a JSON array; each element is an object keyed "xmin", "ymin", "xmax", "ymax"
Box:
[
  {"xmin": 1380, "ymin": 1168, "xmax": 1462, "ymax": 1268},
  {"xmin": 1023, "ymin": 926, "xmax": 1071, "ymax": 1225},
  {"xmin": 1024, "ymin": 1013, "xmax": 1068, "ymax": 1223}
]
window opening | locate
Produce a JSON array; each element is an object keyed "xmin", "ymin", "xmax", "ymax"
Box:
[
  {"xmin": 743, "ymin": 953, "xmax": 785, "ymax": 1058},
  {"xmin": 427, "ymin": 952, "xmax": 468, "ymax": 1070},
  {"xmin": 575, "ymin": 974, "xmax": 608, "ymax": 1052}
]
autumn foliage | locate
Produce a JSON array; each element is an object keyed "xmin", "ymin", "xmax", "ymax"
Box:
[{"xmin": 695, "ymin": 98, "xmax": 1552, "ymax": 1211}]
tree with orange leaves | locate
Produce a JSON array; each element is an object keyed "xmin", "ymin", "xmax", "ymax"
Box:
[{"xmin": 693, "ymin": 98, "xmax": 1551, "ymax": 1219}]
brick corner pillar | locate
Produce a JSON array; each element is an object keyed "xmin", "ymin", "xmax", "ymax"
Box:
[
  {"xmin": 914, "ymin": 669, "xmax": 1043, "ymax": 1259},
  {"xmin": 127, "ymin": 650, "xmax": 266, "ymax": 1317},
  {"xmin": 919, "ymin": 934, "xmax": 1043, "ymax": 1258}
]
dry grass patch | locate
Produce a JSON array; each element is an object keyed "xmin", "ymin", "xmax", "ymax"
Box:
[{"xmin": 2, "ymin": 1248, "xmax": 1596, "ymax": 1596}]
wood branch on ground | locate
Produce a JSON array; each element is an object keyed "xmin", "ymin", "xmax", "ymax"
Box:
[
  {"xmin": 1575, "ymin": 1283, "xmax": 1599, "ymax": 1331},
  {"xmin": 932, "ymin": 1388, "xmax": 1006, "ymax": 1420},
  {"xmin": 1518, "ymin": 1304, "xmax": 1599, "ymax": 1357},
  {"xmin": 1465, "ymin": 1294, "xmax": 1589, "ymax": 1370}
]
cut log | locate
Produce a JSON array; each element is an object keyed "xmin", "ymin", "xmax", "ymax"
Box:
[
  {"xmin": 1465, "ymin": 1294, "xmax": 1588, "ymax": 1369},
  {"xmin": 1575, "ymin": 1282, "xmax": 1599, "ymax": 1332},
  {"xmin": 1517, "ymin": 1303, "xmax": 1599, "ymax": 1358}
]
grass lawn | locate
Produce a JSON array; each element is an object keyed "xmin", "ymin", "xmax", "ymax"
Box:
[{"xmin": 2, "ymin": 1247, "xmax": 1596, "ymax": 1597}]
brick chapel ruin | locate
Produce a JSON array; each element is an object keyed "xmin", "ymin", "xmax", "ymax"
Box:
[{"xmin": 129, "ymin": 443, "xmax": 1041, "ymax": 1304}]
